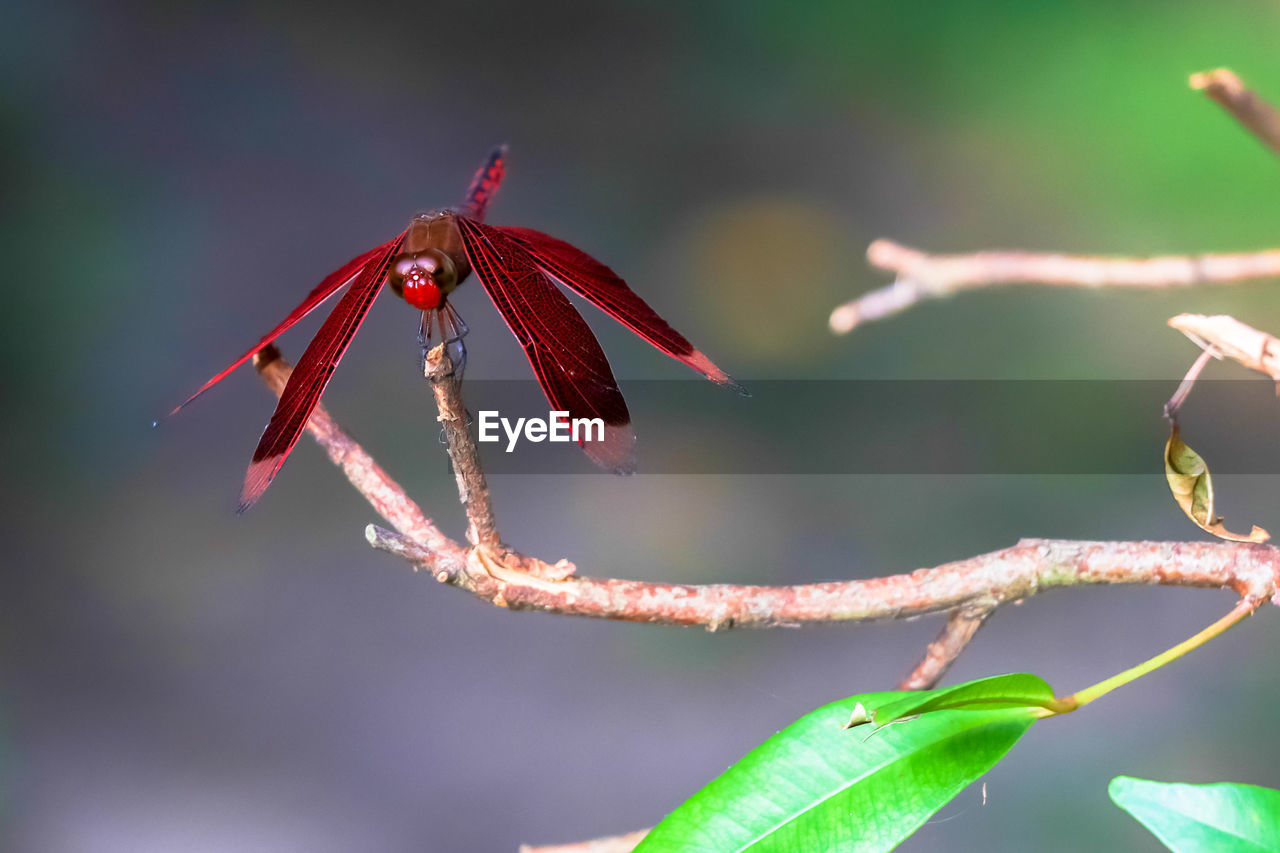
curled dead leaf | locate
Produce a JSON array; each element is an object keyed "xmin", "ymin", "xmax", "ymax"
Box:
[{"xmin": 1164, "ymin": 424, "xmax": 1269, "ymax": 543}]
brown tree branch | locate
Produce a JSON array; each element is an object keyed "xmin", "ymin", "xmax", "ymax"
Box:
[
  {"xmin": 255, "ymin": 340, "xmax": 1280, "ymax": 626},
  {"xmin": 1191, "ymin": 68, "xmax": 1280, "ymax": 158},
  {"xmin": 367, "ymin": 527, "xmax": 1279, "ymax": 625},
  {"xmin": 423, "ymin": 346, "xmax": 500, "ymax": 549},
  {"xmin": 829, "ymin": 240, "xmax": 1280, "ymax": 333},
  {"xmin": 898, "ymin": 604, "xmax": 994, "ymax": 691}
]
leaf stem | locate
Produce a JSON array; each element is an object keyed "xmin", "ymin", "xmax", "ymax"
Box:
[{"xmin": 1043, "ymin": 598, "xmax": 1260, "ymax": 715}]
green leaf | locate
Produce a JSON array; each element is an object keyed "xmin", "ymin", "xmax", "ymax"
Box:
[
  {"xmin": 634, "ymin": 691, "xmax": 1039, "ymax": 853},
  {"xmin": 868, "ymin": 673, "xmax": 1057, "ymax": 726},
  {"xmin": 1110, "ymin": 776, "xmax": 1280, "ymax": 852}
]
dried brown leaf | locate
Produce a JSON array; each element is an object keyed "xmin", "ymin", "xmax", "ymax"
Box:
[{"xmin": 1164, "ymin": 424, "xmax": 1269, "ymax": 543}]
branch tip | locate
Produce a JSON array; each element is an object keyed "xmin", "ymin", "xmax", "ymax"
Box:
[
  {"xmin": 1190, "ymin": 66, "xmax": 1280, "ymax": 158},
  {"xmin": 832, "ymin": 242, "xmax": 1280, "ymax": 333},
  {"xmin": 252, "ymin": 350, "xmax": 460, "ymax": 554},
  {"xmin": 423, "ymin": 344, "xmax": 501, "ymax": 549},
  {"xmin": 1168, "ymin": 313, "xmax": 1280, "ymax": 381}
]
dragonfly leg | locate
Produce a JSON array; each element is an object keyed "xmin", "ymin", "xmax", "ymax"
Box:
[
  {"xmin": 440, "ymin": 302, "xmax": 469, "ymax": 379},
  {"xmin": 418, "ymin": 309, "xmax": 435, "ymax": 372},
  {"xmin": 419, "ymin": 303, "xmax": 469, "ymax": 377},
  {"xmin": 417, "ymin": 309, "xmax": 432, "ymax": 349}
]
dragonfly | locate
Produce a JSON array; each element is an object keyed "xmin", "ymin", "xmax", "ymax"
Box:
[{"xmin": 174, "ymin": 146, "xmax": 744, "ymax": 510}]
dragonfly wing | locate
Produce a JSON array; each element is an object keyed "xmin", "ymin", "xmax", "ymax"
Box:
[
  {"xmin": 239, "ymin": 232, "xmax": 406, "ymax": 510},
  {"xmin": 458, "ymin": 145, "xmax": 508, "ymax": 223},
  {"xmin": 457, "ymin": 218, "xmax": 635, "ymax": 474},
  {"xmin": 498, "ymin": 226, "xmax": 744, "ymax": 394},
  {"xmin": 171, "ymin": 240, "xmax": 398, "ymax": 414}
]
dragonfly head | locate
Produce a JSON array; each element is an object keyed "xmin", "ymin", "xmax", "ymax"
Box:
[{"xmin": 388, "ymin": 248, "xmax": 458, "ymax": 310}]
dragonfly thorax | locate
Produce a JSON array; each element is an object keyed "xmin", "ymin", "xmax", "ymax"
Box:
[{"xmin": 392, "ymin": 210, "xmax": 471, "ymax": 310}]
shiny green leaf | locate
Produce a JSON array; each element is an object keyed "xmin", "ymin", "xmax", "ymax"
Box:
[
  {"xmin": 868, "ymin": 672, "xmax": 1057, "ymax": 726},
  {"xmin": 634, "ymin": 691, "xmax": 1039, "ymax": 853},
  {"xmin": 1110, "ymin": 776, "xmax": 1280, "ymax": 852}
]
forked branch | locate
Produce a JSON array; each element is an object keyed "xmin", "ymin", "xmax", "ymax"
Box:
[
  {"xmin": 255, "ymin": 345, "xmax": 1280, "ymax": 631},
  {"xmin": 253, "ymin": 344, "xmax": 463, "ymax": 563},
  {"xmin": 258, "ymin": 328, "xmax": 1279, "ymax": 853},
  {"xmin": 252, "ymin": 340, "xmax": 1280, "ymax": 630},
  {"xmin": 250, "ymin": 68, "xmax": 1280, "ymax": 837}
]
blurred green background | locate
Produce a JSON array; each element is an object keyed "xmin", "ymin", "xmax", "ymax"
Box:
[{"xmin": 5, "ymin": 0, "xmax": 1280, "ymax": 850}]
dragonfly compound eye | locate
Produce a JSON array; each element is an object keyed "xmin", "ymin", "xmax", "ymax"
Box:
[{"xmin": 389, "ymin": 249, "xmax": 457, "ymax": 309}]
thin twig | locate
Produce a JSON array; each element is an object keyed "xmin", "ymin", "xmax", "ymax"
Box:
[
  {"xmin": 898, "ymin": 605, "xmax": 994, "ymax": 691},
  {"xmin": 1169, "ymin": 313, "xmax": 1280, "ymax": 381},
  {"xmin": 1164, "ymin": 345, "xmax": 1220, "ymax": 421},
  {"xmin": 519, "ymin": 830, "xmax": 649, "ymax": 853},
  {"xmin": 828, "ymin": 69, "xmax": 1280, "ymax": 335},
  {"xmin": 1191, "ymin": 68, "xmax": 1280, "ymax": 158},
  {"xmin": 828, "ymin": 240, "xmax": 1280, "ymax": 333},
  {"xmin": 253, "ymin": 345, "xmax": 464, "ymax": 563},
  {"xmin": 367, "ymin": 528, "xmax": 1280, "ymax": 626},
  {"xmin": 424, "ymin": 345, "xmax": 500, "ymax": 549}
]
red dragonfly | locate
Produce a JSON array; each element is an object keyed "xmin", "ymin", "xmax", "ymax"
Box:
[{"xmin": 174, "ymin": 146, "xmax": 743, "ymax": 510}]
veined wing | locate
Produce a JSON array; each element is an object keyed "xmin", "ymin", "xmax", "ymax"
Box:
[
  {"xmin": 457, "ymin": 218, "xmax": 636, "ymax": 474},
  {"xmin": 498, "ymin": 226, "xmax": 744, "ymax": 394},
  {"xmin": 171, "ymin": 239, "xmax": 398, "ymax": 414},
  {"xmin": 239, "ymin": 232, "xmax": 406, "ymax": 509}
]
